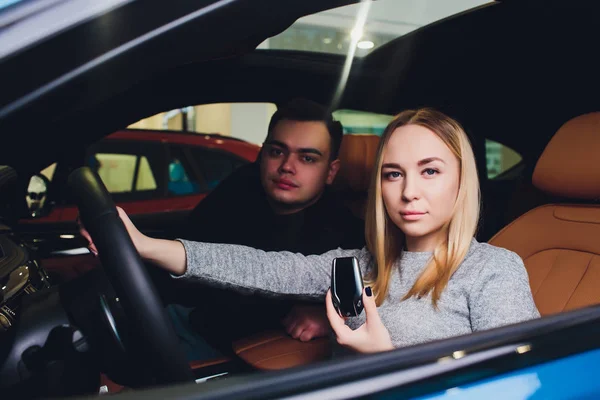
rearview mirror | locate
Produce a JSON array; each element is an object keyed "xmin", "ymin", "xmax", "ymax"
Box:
[{"xmin": 26, "ymin": 174, "xmax": 51, "ymax": 218}]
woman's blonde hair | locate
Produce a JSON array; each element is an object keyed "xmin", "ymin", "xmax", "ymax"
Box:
[{"xmin": 365, "ymin": 108, "xmax": 480, "ymax": 307}]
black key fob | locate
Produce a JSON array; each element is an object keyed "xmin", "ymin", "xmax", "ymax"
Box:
[{"xmin": 331, "ymin": 256, "xmax": 364, "ymax": 317}]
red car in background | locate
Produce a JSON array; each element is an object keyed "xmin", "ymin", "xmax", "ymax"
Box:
[{"xmin": 18, "ymin": 129, "xmax": 260, "ymax": 281}]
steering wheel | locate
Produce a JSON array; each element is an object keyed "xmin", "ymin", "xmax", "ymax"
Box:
[{"xmin": 68, "ymin": 167, "xmax": 194, "ymax": 385}]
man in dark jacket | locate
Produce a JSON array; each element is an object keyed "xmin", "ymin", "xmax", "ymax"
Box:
[{"xmin": 175, "ymin": 98, "xmax": 365, "ymax": 356}]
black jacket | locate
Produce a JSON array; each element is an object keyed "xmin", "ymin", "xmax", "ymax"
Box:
[
  {"xmin": 180, "ymin": 162, "xmax": 365, "ymax": 253},
  {"xmin": 175, "ymin": 162, "xmax": 365, "ymax": 349}
]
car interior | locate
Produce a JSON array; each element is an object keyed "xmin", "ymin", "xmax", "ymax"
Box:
[
  {"xmin": 161, "ymin": 111, "xmax": 600, "ymax": 376},
  {"xmin": 2, "ymin": 0, "xmax": 600, "ymax": 398}
]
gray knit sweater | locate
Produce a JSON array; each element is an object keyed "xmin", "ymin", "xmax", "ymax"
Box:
[{"xmin": 176, "ymin": 239, "xmax": 540, "ymax": 349}]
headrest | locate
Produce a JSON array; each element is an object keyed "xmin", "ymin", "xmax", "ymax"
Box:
[
  {"xmin": 533, "ymin": 112, "xmax": 600, "ymax": 200},
  {"xmin": 169, "ymin": 161, "xmax": 187, "ymax": 182},
  {"xmin": 334, "ymin": 134, "xmax": 380, "ymax": 192}
]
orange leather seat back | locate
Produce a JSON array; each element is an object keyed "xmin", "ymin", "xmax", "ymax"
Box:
[
  {"xmin": 489, "ymin": 112, "xmax": 600, "ymax": 316},
  {"xmin": 332, "ymin": 134, "xmax": 381, "ymax": 219}
]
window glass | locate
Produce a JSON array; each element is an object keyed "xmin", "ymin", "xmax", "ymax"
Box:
[
  {"xmin": 334, "ymin": 110, "xmax": 524, "ymax": 181},
  {"xmin": 259, "ymin": 0, "xmax": 492, "ymax": 57},
  {"xmin": 333, "ymin": 109, "xmax": 393, "ymax": 135},
  {"xmin": 485, "ymin": 139, "xmax": 522, "ymax": 179},
  {"xmin": 40, "ymin": 163, "xmax": 57, "ymax": 182},
  {"xmin": 136, "ymin": 155, "xmax": 158, "ymax": 190},
  {"xmin": 167, "ymin": 146, "xmax": 202, "ymax": 195},
  {"xmin": 93, "ymin": 153, "xmax": 157, "ymax": 193},
  {"xmin": 127, "ymin": 102, "xmax": 276, "ymax": 146},
  {"xmin": 94, "ymin": 154, "xmax": 136, "ymax": 193}
]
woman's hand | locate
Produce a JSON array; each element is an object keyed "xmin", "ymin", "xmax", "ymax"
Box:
[
  {"xmin": 78, "ymin": 206, "xmax": 187, "ymax": 275},
  {"xmin": 325, "ymin": 287, "xmax": 394, "ymax": 353},
  {"xmin": 77, "ymin": 206, "xmax": 149, "ymax": 258}
]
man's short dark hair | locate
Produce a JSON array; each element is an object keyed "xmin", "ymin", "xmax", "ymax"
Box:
[{"xmin": 267, "ymin": 98, "xmax": 344, "ymax": 160}]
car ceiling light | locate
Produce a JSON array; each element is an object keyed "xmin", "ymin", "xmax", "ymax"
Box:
[
  {"xmin": 357, "ymin": 40, "xmax": 374, "ymax": 49},
  {"xmin": 59, "ymin": 234, "xmax": 75, "ymax": 239},
  {"xmin": 323, "ymin": 37, "xmax": 332, "ymax": 44}
]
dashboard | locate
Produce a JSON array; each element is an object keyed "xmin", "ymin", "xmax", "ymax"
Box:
[{"xmin": 0, "ymin": 228, "xmax": 52, "ymax": 335}]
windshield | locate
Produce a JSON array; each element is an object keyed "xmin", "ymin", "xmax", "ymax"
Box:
[{"xmin": 259, "ymin": 0, "xmax": 492, "ymax": 57}]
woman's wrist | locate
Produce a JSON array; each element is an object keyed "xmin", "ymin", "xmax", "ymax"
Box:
[
  {"xmin": 135, "ymin": 232, "xmax": 152, "ymax": 259},
  {"xmin": 139, "ymin": 238, "xmax": 187, "ymax": 276},
  {"xmin": 379, "ymin": 338, "xmax": 394, "ymax": 352}
]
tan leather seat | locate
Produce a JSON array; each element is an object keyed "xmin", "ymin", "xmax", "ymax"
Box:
[
  {"xmin": 489, "ymin": 112, "xmax": 600, "ymax": 316},
  {"xmin": 332, "ymin": 134, "xmax": 381, "ymax": 218},
  {"xmin": 233, "ymin": 330, "xmax": 332, "ymax": 370}
]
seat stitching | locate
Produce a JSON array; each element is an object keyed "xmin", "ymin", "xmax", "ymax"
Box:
[
  {"xmin": 562, "ymin": 253, "xmax": 595, "ymax": 311},
  {"xmin": 532, "ymin": 250, "xmax": 561, "ymax": 297}
]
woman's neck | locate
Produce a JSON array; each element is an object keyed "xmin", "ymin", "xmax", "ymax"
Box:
[{"xmin": 405, "ymin": 230, "xmax": 446, "ymax": 252}]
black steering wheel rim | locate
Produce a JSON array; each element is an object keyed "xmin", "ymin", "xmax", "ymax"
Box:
[{"xmin": 68, "ymin": 166, "xmax": 194, "ymax": 385}]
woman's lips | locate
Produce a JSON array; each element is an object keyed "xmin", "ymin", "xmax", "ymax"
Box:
[{"xmin": 400, "ymin": 211, "xmax": 426, "ymax": 221}]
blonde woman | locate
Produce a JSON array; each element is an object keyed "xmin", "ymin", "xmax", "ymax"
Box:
[{"xmin": 82, "ymin": 108, "xmax": 540, "ymax": 354}]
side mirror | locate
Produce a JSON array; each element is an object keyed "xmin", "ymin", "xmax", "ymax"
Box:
[{"xmin": 26, "ymin": 173, "xmax": 52, "ymax": 218}]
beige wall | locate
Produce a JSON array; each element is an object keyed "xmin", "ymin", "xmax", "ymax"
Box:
[
  {"xmin": 194, "ymin": 103, "xmax": 232, "ymax": 136},
  {"xmin": 127, "ymin": 103, "xmax": 274, "ymax": 145},
  {"xmin": 128, "ymin": 113, "xmax": 164, "ymax": 130}
]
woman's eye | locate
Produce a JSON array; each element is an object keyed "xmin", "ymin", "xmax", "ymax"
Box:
[
  {"xmin": 423, "ymin": 168, "xmax": 438, "ymax": 176},
  {"xmin": 384, "ymin": 171, "xmax": 401, "ymax": 179}
]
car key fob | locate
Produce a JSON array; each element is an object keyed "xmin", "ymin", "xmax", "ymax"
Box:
[{"xmin": 331, "ymin": 256, "xmax": 364, "ymax": 317}]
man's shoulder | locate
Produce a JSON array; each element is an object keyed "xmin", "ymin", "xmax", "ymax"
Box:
[
  {"xmin": 306, "ymin": 190, "xmax": 366, "ymax": 249},
  {"xmin": 179, "ymin": 162, "xmax": 264, "ymax": 239},
  {"xmin": 314, "ymin": 190, "xmax": 364, "ymax": 222},
  {"xmin": 216, "ymin": 162, "xmax": 260, "ymax": 189}
]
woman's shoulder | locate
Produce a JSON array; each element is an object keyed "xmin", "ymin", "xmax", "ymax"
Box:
[
  {"xmin": 457, "ymin": 239, "xmax": 526, "ymax": 280},
  {"xmin": 469, "ymin": 240, "xmax": 524, "ymax": 267},
  {"xmin": 457, "ymin": 239, "xmax": 527, "ymax": 281}
]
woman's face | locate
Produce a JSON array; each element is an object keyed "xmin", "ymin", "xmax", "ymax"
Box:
[{"xmin": 381, "ymin": 124, "xmax": 460, "ymax": 252}]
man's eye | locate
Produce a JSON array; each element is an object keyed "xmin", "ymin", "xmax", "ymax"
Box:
[
  {"xmin": 302, "ymin": 156, "xmax": 316, "ymax": 163},
  {"xmin": 269, "ymin": 148, "xmax": 283, "ymax": 156}
]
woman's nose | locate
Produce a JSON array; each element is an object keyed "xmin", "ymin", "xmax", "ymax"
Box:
[{"xmin": 401, "ymin": 175, "xmax": 420, "ymax": 201}]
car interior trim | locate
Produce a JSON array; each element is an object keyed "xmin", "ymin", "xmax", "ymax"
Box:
[{"xmin": 0, "ymin": 0, "xmax": 237, "ymax": 119}]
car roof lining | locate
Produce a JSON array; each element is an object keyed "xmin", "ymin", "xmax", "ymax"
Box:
[{"xmin": 2, "ymin": 0, "xmax": 600, "ymax": 175}]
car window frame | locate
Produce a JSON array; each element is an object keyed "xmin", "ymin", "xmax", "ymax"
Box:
[{"xmin": 114, "ymin": 304, "xmax": 600, "ymax": 399}]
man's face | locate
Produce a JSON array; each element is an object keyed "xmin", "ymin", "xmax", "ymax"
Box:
[{"xmin": 260, "ymin": 119, "xmax": 340, "ymax": 214}]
